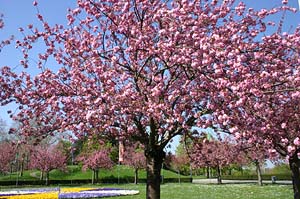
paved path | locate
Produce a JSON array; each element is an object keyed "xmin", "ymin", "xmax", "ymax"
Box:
[{"xmin": 192, "ymin": 178, "xmax": 292, "ymax": 185}]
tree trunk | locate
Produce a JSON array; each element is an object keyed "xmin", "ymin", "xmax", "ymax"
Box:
[
  {"xmin": 45, "ymin": 172, "xmax": 49, "ymax": 186},
  {"xmin": 95, "ymin": 169, "xmax": 99, "ymax": 183},
  {"xmin": 289, "ymin": 154, "xmax": 300, "ymax": 199},
  {"xmin": 145, "ymin": 148, "xmax": 164, "ymax": 199},
  {"xmin": 206, "ymin": 166, "xmax": 210, "ymax": 178},
  {"xmin": 216, "ymin": 165, "xmax": 222, "ymax": 184},
  {"xmin": 134, "ymin": 168, "xmax": 139, "ymax": 184},
  {"xmin": 228, "ymin": 168, "xmax": 232, "ymax": 175},
  {"xmin": 40, "ymin": 171, "xmax": 44, "ymax": 181},
  {"xmin": 92, "ymin": 170, "xmax": 95, "ymax": 184},
  {"xmin": 255, "ymin": 160, "xmax": 263, "ymax": 186},
  {"xmin": 19, "ymin": 159, "xmax": 24, "ymax": 177}
]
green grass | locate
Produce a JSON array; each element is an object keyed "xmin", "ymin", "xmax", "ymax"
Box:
[
  {"xmin": 0, "ymin": 165, "xmax": 188, "ymax": 181},
  {"xmin": 48, "ymin": 165, "xmax": 187, "ymax": 180},
  {"xmin": 94, "ymin": 183, "xmax": 293, "ymax": 199},
  {"xmin": 0, "ymin": 170, "xmax": 37, "ymax": 181}
]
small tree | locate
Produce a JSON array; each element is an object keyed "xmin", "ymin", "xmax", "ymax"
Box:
[
  {"xmin": 123, "ymin": 143, "xmax": 146, "ymax": 184},
  {"xmin": 29, "ymin": 144, "xmax": 67, "ymax": 185},
  {"xmin": 77, "ymin": 148, "xmax": 113, "ymax": 184},
  {"xmin": 171, "ymin": 154, "xmax": 189, "ymax": 183},
  {"xmin": 0, "ymin": 141, "xmax": 16, "ymax": 174},
  {"xmin": 191, "ymin": 138, "xmax": 242, "ymax": 184}
]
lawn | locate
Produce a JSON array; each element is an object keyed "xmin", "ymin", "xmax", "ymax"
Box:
[
  {"xmin": 0, "ymin": 165, "xmax": 189, "ymax": 182},
  {"xmin": 106, "ymin": 183, "xmax": 293, "ymax": 199}
]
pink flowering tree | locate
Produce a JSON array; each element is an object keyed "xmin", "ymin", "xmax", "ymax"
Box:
[
  {"xmin": 29, "ymin": 144, "xmax": 67, "ymax": 185},
  {"xmin": 171, "ymin": 154, "xmax": 190, "ymax": 183},
  {"xmin": 0, "ymin": 0, "xmax": 297, "ymax": 198},
  {"xmin": 235, "ymin": 139, "xmax": 271, "ymax": 186},
  {"xmin": 191, "ymin": 138, "xmax": 244, "ymax": 184},
  {"xmin": 205, "ymin": 10, "xmax": 300, "ymax": 198},
  {"xmin": 76, "ymin": 148, "xmax": 113, "ymax": 184},
  {"xmin": 123, "ymin": 143, "xmax": 146, "ymax": 184},
  {"xmin": 0, "ymin": 141, "xmax": 16, "ymax": 174}
]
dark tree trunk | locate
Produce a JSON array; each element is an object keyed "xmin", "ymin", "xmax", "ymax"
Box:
[
  {"xmin": 45, "ymin": 172, "xmax": 49, "ymax": 186},
  {"xmin": 19, "ymin": 159, "xmax": 24, "ymax": 177},
  {"xmin": 134, "ymin": 168, "xmax": 139, "ymax": 184},
  {"xmin": 95, "ymin": 169, "xmax": 99, "ymax": 183},
  {"xmin": 206, "ymin": 166, "xmax": 210, "ymax": 178},
  {"xmin": 216, "ymin": 165, "xmax": 222, "ymax": 184},
  {"xmin": 254, "ymin": 160, "xmax": 263, "ymax": 186},
  {"xmin": 289, "ymin": 154, "xmax": 300, "ymax": 199},
  {"xmin": 145, "ymin": 148, "xmax": 165, "ymax": 199},
  {"xmin": 228, "ymin": 168, "xmax": 232, "ymax": 175}
]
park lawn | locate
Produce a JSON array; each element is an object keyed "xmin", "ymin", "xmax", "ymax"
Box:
[
  {"xmin": 103, "ymin": 183, "xmax": 293, "ymax": 199},
  {"xmin": 49, "ymin": 165, "xmax": 187, "ymax": 180},
  {"xmin": 0, "ymin": 165, "xmax": 189, "ymax": 181},
  {"xmin": 0, "ymin": 170, "xmax": 37, "ymax": 181}
]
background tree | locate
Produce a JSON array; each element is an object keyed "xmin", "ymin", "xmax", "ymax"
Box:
[
  {"xmin": 123, "ymin": 143, "xmax": 146, "ymax": 184},
  {"xmin": 171, "ymin": 154, "xmax": 189, "ymax": 183},
  {"xmin": 29, "ymin": 144, "xmax": 67, "ymax": 185},
  {"xmin": 191, "ymin": 138, "xmax": 243, "ymax": 184},
  {"xmin": 0, "ymin": 141, "xmax": 16, "ymax": 175},
  {"xmin": 0, "ymin": 1, "xmax": 297, "ymax": 198},
  {"xmin": 236, "ymin": 140, "xmax": 270, "ymax": 186},
  {"xmin": 76, "ymin": 147, "xmax": 113, "ymax": 184}
]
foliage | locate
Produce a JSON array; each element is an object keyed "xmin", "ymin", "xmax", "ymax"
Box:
[
  {"xmin": 76, "ymin": 148, "xmax": 113, "ymax": 172},
  {"xmin": 29, "ymin": 144, "xmax": 67, "ymax": 174},
  {"xmin": 0, "ymin": 141, "xmax": 16, "ymax": 174},
  {"xmin": 123, "ymin": 143, "xmax": 146, "ymax": 170}
]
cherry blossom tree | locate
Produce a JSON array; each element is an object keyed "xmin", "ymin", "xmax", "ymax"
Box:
[
  {"xmin": 235, "ymin": 139, "xmax": 271, "ymax": 186},
  {"xmin": 205, "ymin": 10, "xmax": 300, "ymax": 199},
  {"xmin": 0, "ymin": 0, "xmax": 297, "ymax": 198},
  {"xmin": 0, "ymin": 141, "xmax": 16, "ymax": 174},
  {"xmin": 29, "ymin": 144, "xmax": 67, "ymax": 185},
  {"xmin": 123, "ymin": 143, "xmax": 146, "ymax": 184},
  {"xmin": 76, "ymin": 148, "xmax": 113, "ymax": 184},
  {"xmin": 171, "ymin": 154, "xmax": 190, "ymax": 183},
  {"xmin": 191, "ymin": 138, "xmax": 244, "ymax": 184}
]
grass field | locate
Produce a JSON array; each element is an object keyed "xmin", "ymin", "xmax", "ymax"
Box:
[
  {"xmin": 0, "ymin": 165, "xmax": 188, "ymax": 181},
  {"xmin": 97, "ymin": 183, "xmax": 293, "ymax": 199}
]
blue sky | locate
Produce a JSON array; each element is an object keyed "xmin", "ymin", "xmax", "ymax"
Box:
[{"xmin": 0, "ymin": 0, "xmax": 300, "ymax": 154}]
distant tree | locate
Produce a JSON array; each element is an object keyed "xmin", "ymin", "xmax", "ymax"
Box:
[
  {"xmin": 56, "ymin": 139, "xmax": 72, "ymax": 165},
  {"xmin": 191, "ymin": 138, "xmax": 243, "ymax": 184},
  {"xmin": 29, "ymin": 144, "xmax": 67, "ymax": 185},
  {"xmin": 0, "ymin": 141, "xmax": 16, "ymax": 174},
  {"xmin": 76, "ymin": 148, "xmax": 113, "ymax": 184},
  {"xmin": 236, "ymin": 140, "xmax": 270, "ymax": 186},
  {"xmin": 171, "ymin": 154, "xmax": 190, "ymax": 183},
  {"xmin": 123, "ymin": 143, "xmax": 146, "ymax": 184}
]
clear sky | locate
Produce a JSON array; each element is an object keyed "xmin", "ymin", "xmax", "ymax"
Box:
[{"xmin": 0, "ymin": 0, "xmax": 300, "ymax": 153}]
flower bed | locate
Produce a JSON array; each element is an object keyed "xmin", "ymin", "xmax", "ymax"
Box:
[{"xmin": 0, "ymin": 187, "xmax": 139, "ymax": 199}]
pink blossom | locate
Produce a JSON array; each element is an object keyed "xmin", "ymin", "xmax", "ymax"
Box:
[
  {"xmin": 293, "ymin": 137, "xmax": 300, "ymax": 146},
  {"xmin": 288, "ymin": 145, "xmax": 295, "ymax": 153}
]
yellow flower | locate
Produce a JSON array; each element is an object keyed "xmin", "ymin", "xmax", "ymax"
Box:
[
  {"xmin": 0, "ymin": 192, "xmax": 58, "ymax": 199},
  {"xmin": 60, "ymin": 187, "xmax": 95, "ymax": 193}
]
